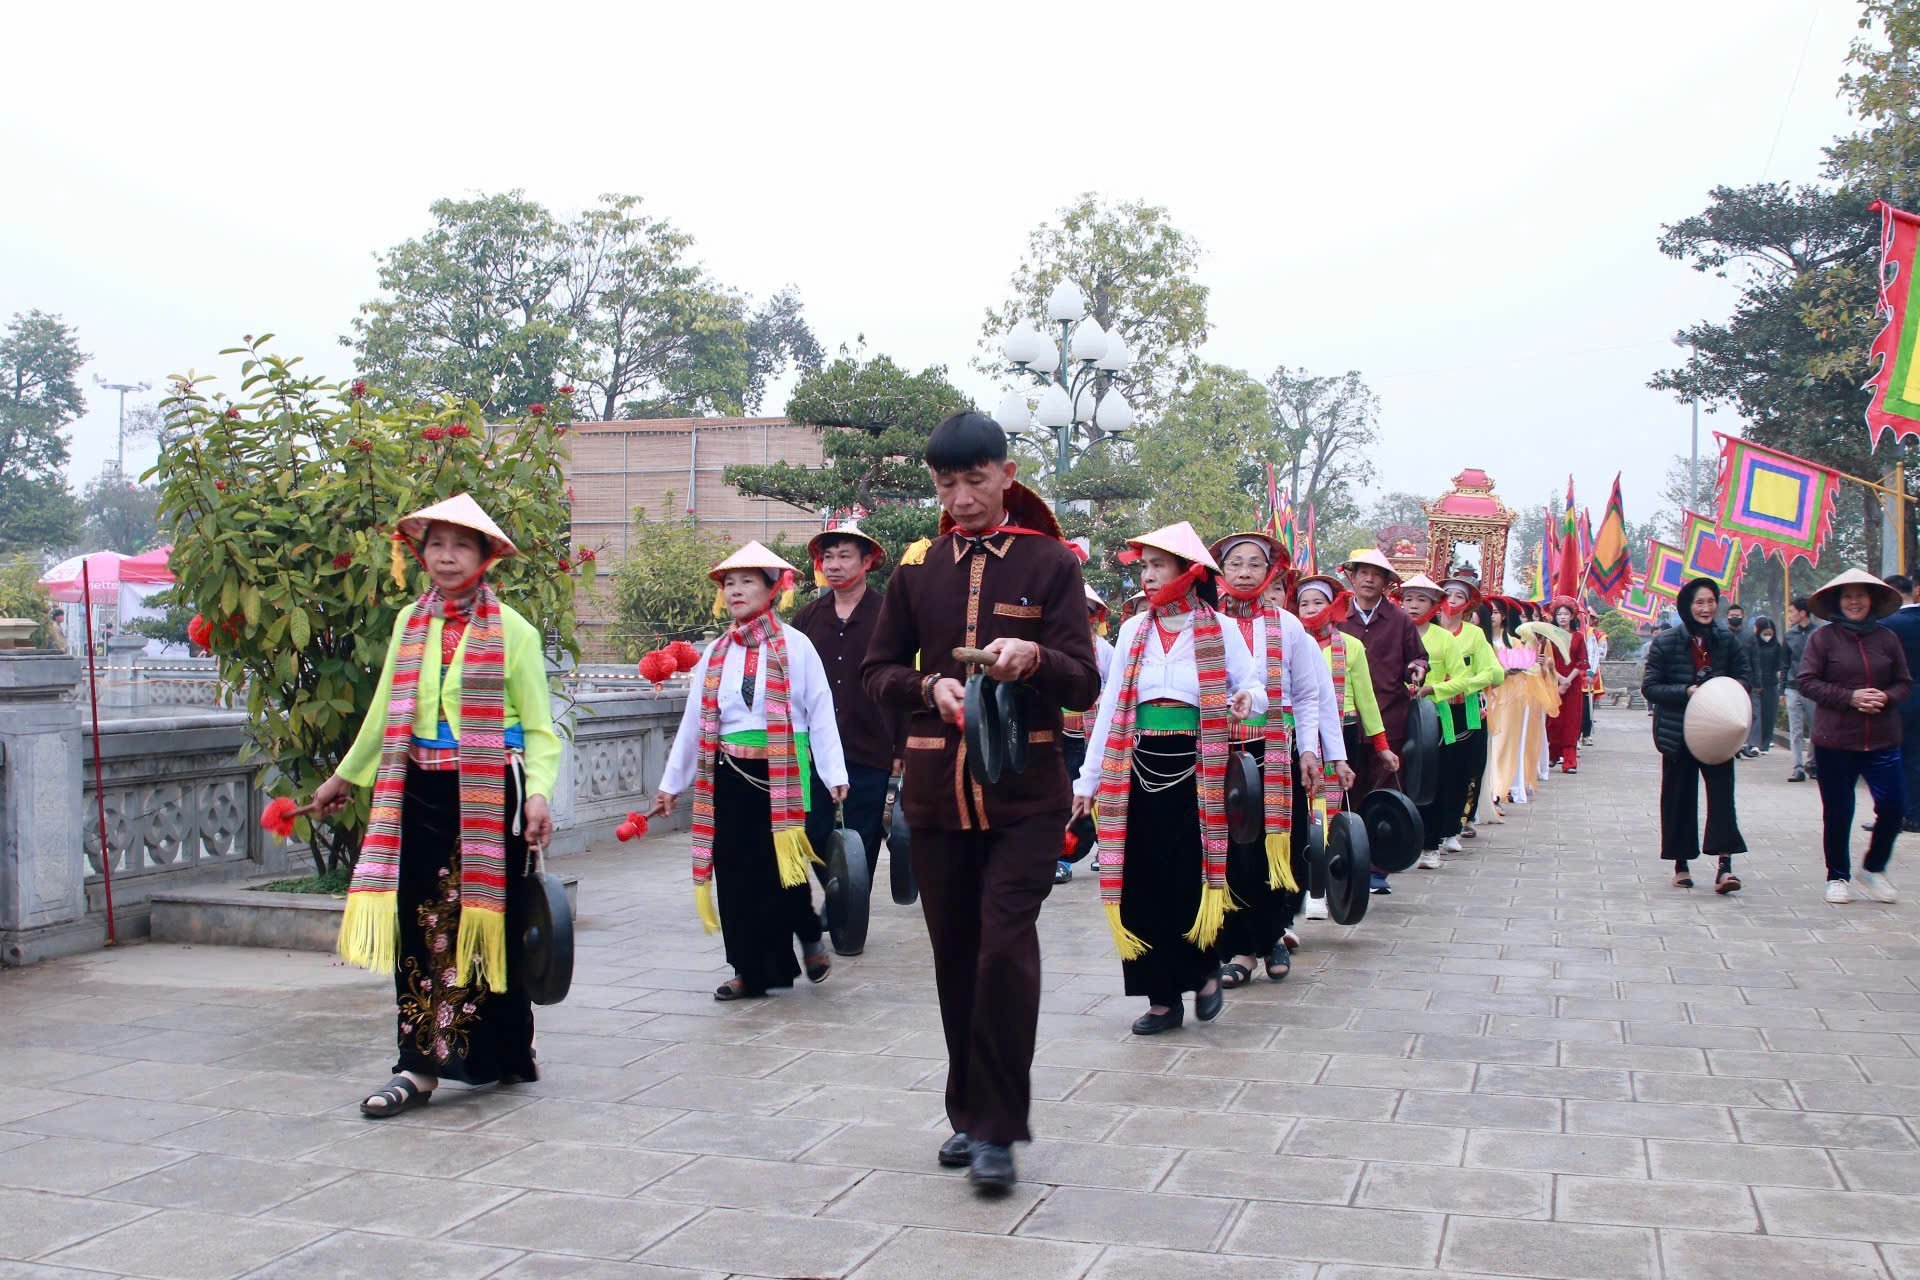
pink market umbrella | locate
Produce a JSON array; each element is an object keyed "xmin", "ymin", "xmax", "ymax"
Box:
[
  {"xmin": 119, "ymin": 545, "xmax": 174, "ymax": 584},
  {"xmin": 40, "ymin": 551, "xmax": 129, "ymax": 603}
]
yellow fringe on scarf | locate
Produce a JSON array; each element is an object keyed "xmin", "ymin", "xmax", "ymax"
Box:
[
  {"xmin": 773, "ymin": 827, "xmax": 822, "ymax": 888},
  {"xmin": 455, "ymin": 907, "xmax": 509, "ymax": 994},
  {"xmin": 1265, "ymin": 832, "xmax": 1299, "ymax": 892},
  {"xmin": 336, "ymin": 891, "xmax": 398, "ymax": 976},
  {"xmin": 389, "ymin": 536, "xmax": 409, "ymax": 590},
  {"xmin": 1104, "ymin": 902, "xmax": 1150, "ymax": 960},
  {"xmin": 695, "ymin": 880, "xmax": 720, "ymax": 933},
  {"xmin": 1182, "ymin": 884, "xmax": 1234, "ymax": 950}
]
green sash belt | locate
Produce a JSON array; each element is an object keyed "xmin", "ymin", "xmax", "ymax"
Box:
[
  {"xmin": 721, "ymin": 730, "xmax": 815, "ymax": 812},
  {"xmin": 1137, "ymin": 704, "xmax": 1200, "ymax": 733}
]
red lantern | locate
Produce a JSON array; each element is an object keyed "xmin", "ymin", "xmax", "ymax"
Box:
[
  {"xmin": 668, "ymin": 639, "xmax": 701, "ymax": 672},
  {"xmin": 616, "ymin": 811, "xmax": 649, "ymax": 842},
  {"xmin": 187, "ymin": 614, "xmax": 213, "ymax": 650},
  {"xmin": 638, "ymin": 650, "xmax": 676, "ymax": 687}
]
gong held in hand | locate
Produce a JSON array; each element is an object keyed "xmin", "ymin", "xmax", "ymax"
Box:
[{"xmin": 953, "ymin": 647, "xmax": 1031, "ymax": 786}]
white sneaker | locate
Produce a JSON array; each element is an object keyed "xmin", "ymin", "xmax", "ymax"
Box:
[
  {"xmin": 1858, "ymin": 871, "xmax": 1899, "ymax": 903},
  {"xmin": 1417, "ymin": 851, "xmax": 1445, "ymax": 870},
  {"xmin": 1304, "ymin": 895, "xmax": 1329, "ymax": 920},
  {"xmin": 1442, "ymin": 836, "xmax": 1463, "ymax": 854},
  {"xmin": 1825, "ymin": 880, "xmax": 1852, "ymax": 904}
]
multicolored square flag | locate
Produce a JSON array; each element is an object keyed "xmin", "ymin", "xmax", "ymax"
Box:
[
  {"xmin": 1615, "ymin": 574, "xmax": 1659, "ymax": 624},
  {"xmin": 1867, "ymin": 201, "xmax": 1920, "ymax": 443},
  {"xmin": 1585, "ymin": 474, "xmax": 1631, "ymax": 604},
  {"xmin": 1711, "ymin": 433, "xmax": 1839, "ymax": 568},
  {"xmin": 1646, "ymin": 539, "xmax": 1689, "ymax": 598},
  {"xmin": 1679, "ymin": 510, "xmax": 1742, "ymax": 591}
]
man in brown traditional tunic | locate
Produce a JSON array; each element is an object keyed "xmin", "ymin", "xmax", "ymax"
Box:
[
  {"xmin": 863, "ymin": 412, "xmax": 1101, "ymax": 1192},
  {"xmin": 1336, "ymin": 548, "xmax": 1430, "ymax": 799}
]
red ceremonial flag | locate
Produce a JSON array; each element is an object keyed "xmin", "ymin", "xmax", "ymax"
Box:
[
  {"xmin": 1867, "ymin": 201, "xmax": 1920, "ymax": 443},
  {"xmin": 1552, "ymin": 477, "xmax": 1583, "ymax": 599},
  {"xmin": 1585, "ymin": 473, "xmax": 1632, "ymax": 604}
]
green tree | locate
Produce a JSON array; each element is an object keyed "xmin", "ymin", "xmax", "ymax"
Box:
[
  {"xmin": 1593, "ymin": 606, "xmax": 1644, "ymax": 658},
  {"xmin": 149, "ymin": 337, "xmax": 581, "ymax": 875},
  {"xmin": 606, "ymin": 501, "xmax": 738, "ymax": 655},
  {"xmin": 0, "ymin": 310, "xmax": 85, "ymax": 553},
  {"xmin": 1134, "ymin": 365, "xmax": 1273, "ymax": 535},
  {"xmin": 1266, "ymin": 366, "xmax": 1381, "ymax": 529},
  {"xmin": 79, "ymin": 475, "xmax": 160, "ymax": 553},
  {"xmin": 724, "ymin": 353, "xmax": 973, "ymax": 562},
  {"xmin": 125, "ymin": 584, "xmax": 193, "ymax": 648},
  {"xmin": 0, "ymin": 554, "xmax": 57, "ymax": 646},
  {"xmin": 978, "ymin": 194, "xmax": 1210, "ymax": 420}
]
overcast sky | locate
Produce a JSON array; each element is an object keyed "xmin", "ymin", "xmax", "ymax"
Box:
[{"xmin": 0, "ymin": 0, "xmax": 1873, "ymax": 549}]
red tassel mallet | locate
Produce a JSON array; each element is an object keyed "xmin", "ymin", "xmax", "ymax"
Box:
[
  {"xmin": 1061, "ymin": 827, "xmax": 1081, "ymax": 860},
  {"xmin": 668, "ymin": 639, "xmax": 701, "ymax": 672},
  {"xmin": 616, "ymin": 811, "xmax": 650, "ymax": 842},
  {"xmin": 260, "ymin": 796, "xmax": 316, "ymax": 840}
]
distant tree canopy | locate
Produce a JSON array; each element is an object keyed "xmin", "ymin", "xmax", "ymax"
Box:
[{"xmin": 0, "ymin": 310, "xmax": 85, "ymax": 554}]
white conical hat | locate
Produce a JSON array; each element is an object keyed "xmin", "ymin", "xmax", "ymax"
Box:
[
  {"xmin": 807, "ymin": 520, "xmax": 885, "ymax": 564},
  {"xmin": 1295, "ymin": 574, "xmax": 1345, "ymax": 602},
  {"xmin": 1809, "ymin": 567, "xmax": 1901, "ymax": 621},
  {"xmin": 1685, "ymin": 675, "xmax": 1754, "ymax": 765},
  {"xmin": 1208, "ymin": 530, "xmax": 1289, "ymax": 569},
  {"xmin": 709, "ymin": 540, "xmax": 796, "ymax": 583},
  {"xmin": 1084, "ymin": 582, "xmax": 1108, "ymax": 614},
  {"xmin": 1340, "ymin": 547, "xmax": 1401, "ymax": 583},
  {"xmin": 1127, "ymin": 521, "xmax": 1219, "ymax": 571},
  {"xmin": 395, "ymin": 493, "xmax": 518, "ymax": 557},
  {"xmin": 1399, "ymin": 573, "xmax": 1445, "ymax": 600}
]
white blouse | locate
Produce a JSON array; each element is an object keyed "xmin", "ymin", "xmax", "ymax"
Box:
[
  {"xmin": 1094, "ymin": 634, "xmax": 1115, "ymax": 683},
  {"xmin": 1074, "ymin": 610, "xmax": 1269, "ymax": 797},
  {"xmin": 660, "ymin": 623, "xmax": 849, "ymax": 796},
  {"xmin": 1242, "ymin": 610, "xmax": 1346, "ymax": 764}
]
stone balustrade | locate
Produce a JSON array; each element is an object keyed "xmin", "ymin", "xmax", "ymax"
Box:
[{"xmin": 0, "ymin": 649, "xmax": 691, "ymax": 966}]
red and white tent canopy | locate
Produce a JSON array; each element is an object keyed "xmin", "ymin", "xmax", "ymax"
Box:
[{"xmin": 40, "ymin": 547, "xmax": 173, "ymax": 603}]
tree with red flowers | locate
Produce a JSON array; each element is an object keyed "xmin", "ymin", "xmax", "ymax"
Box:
[{"xmin": 148, "ymin": 336, "xmax": 583, "ymax": 874}]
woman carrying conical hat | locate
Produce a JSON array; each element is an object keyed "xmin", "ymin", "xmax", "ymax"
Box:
[
  {"xmin": 1072, "ymin": 521, "xmax": 1267, "ymax": 1035},
  {"xmin": 311, "ymin": 493, "xmax": 559, "ymax": 1119},
  {"xmin": 653, "ymin": 541, "xmax": 850, "ymax": 998},
  {"xmin": 1207, "ymin": 529, "xmax": 1341, "ymax": 987}
]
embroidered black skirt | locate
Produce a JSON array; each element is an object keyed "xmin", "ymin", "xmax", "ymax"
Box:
[
  {"xmin": 1118, "ymin": 735, "xmax": 1216, "ymax": 1005},
  {"xmin": 713, "ymin": 754, "xmax": 824, "ymax": 993},
  {"xmin": 392, "ymin": 762, "xmax": 537, "ymax": 1086}
]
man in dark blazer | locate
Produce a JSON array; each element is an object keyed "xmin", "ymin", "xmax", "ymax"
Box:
[{"xmin": 1877, "ymin": 574, "xmax": 1920, "ymax": 831}]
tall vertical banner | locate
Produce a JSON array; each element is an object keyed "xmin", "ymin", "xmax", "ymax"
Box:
[
  {"xmin": 1711, "ymin": 433, "xmax": 1839, "ymax": 569},
  {"xmin": 1523, "ymin": 527, "xmax": 1551, "ymax": 603},
  {"xmin": 1264, "ymin": 464, "xmax": 1295, "ymax": 562},
  {"xmin": 1866, "ymin": 201, "xmax": 1920, "ymax": 444},
  {"xmin": 1298, "ymin": 503, "xmax": 1318, "ymax": 577},
  {"xmin": 1552, "ymin": 478, "xmax": 1583, "ymax": 599},
  {"xmin": 1586, "ymin": 473, "xmax": 1631, "ymax": 603},
  {"xmin": 1679, "ymin": 510, "xmax": 1742, "ymax": 591},
  {"xmin": 1646, "ymin": 540, "xmax": 1689, "ymax": 598}
]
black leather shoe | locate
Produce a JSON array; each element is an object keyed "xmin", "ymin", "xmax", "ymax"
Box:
[
  {"xmin": 937, "ymin": 1132, "xmax": 972, "ymax": 1168},
  {"xmin": 1131, "ymin": 1004, "xmax": 1184, "ymax": 1035},
  {"xmin": 1195, "ymin": 984, "xmax": 1224, "ymax": 1022},
  {"xmin": 968, "ymin": 1141, "xmax": 1016, "ymax": 1191}
]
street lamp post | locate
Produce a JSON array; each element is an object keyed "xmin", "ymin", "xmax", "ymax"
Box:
[
  {"xmin": 92, "ymin": 375, "xmax": 151, "ymax": 481},
  {"xmin": 992, "ymin": 281, "xmax": 1135, "ymax": 481}
]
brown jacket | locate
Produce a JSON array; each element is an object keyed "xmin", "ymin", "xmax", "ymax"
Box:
[
  {"xmin": 1797, "ymin": 622, "xmax": 1914, "ymax": 752},
  {"xmin": 863, "ymin": 526, "xmax": 1100, "ymax": 831}
]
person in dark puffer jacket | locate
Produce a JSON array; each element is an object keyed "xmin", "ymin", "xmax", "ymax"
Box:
[
  {"xmin": 1642, "ymin": 578, "xmax": 1753, "ymax": 893},
  {"xmin": 1798, "ymin": 569, "xmax": 1912, "ymax": 905}
]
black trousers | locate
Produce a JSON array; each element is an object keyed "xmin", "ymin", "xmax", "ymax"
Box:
[
  {"xmin": 1421, "ymin": 728, "xmax": 1483, "ymax": 848},
  {"xmin": 913, "ymin": 811, "xmax": 1059, "ymax": 1147},
  {"xmin": 1813, "ymin": 745, "xmax": 1903, "ymax": 879},
  {"xmin": 1659, "ymin": 748, "xmax": 1747, "ymax": 864}
]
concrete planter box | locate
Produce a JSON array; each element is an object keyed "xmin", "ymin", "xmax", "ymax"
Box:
[{"xmin": 149, "ymin": 875, "xmax": 579, "ymax": 952}]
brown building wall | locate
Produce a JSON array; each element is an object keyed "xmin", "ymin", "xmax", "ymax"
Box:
[{"xmin": 565, "ymin": 417, "xmax": 824, "ymax": 656}]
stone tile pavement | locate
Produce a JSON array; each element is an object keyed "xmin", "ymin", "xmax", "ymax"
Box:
[{"xmin": 2, "ymin": 707, "xmax": 1917, "ymax": 1279}]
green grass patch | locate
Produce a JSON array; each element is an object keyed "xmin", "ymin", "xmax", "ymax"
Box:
[{"xmin": 255, "ymin": 867, "xmax": 353, "ymax": 895}]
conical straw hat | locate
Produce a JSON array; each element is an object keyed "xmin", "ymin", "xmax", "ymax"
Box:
[
  {"xmin": 1685, "ymin": 676, "xmax": 1754, "ymax": 765},
  {"xmin": 1809, "ymin": 567, "xmax": 1902, "ymax": 621},
  {"xmin": 1127, "ymin": 521, "xmax": 1219, "ymax": 572},
  {"xmin": 1295, "ymin": 574, "xmax": 1344, "ymax": 602},
  {"xmin": 1399, "ymin": 573, "xmax": 1445, "ymax": 600},
  {"xmin": 395, "ymin": 493, "xmax": 518, "ymax": 557},
  {"xmin": 1340, "ymin": 547, "xmax": 1401, "ymax": 582},
  {"xmin": 1208, "ymin": 530, "xmax": 1289, "ymax": 570},
  {"xmin": 709, "ymin": 540, "xmax": 796, "ymax": 583},
  {"xmin": 807, "ymin": 520, "xmax": 885, "ymax": 564},
  {"xmin": 1084, "ymin": 582, "xmax": 1108, "ymax": 615}
]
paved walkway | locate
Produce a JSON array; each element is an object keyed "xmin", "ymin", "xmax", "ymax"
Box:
[{"xmin": 2, "ymin": 707, "xmax": 1917, "ymax": 1280}]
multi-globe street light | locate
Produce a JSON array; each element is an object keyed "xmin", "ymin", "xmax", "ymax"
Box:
[
  {"xmin": 92, "ymin": 375, "xmax": 151, "ymax": 481},
  {"xmin": 993, "ymin": 280, "xmax": 1136, "ymax": 479}
]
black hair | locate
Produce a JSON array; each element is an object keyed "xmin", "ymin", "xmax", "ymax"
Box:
[
  {"xmin": 1472, "ymin": 602, "xmax": 1495, "ymax": 642},
  {"xmin": 1888, "ymin": 574, "xmax": 1914, "ymax": 595},
  {"xmin": 925, "ymin": 411, "xmax": 1008, "ymax": 472},
  {"xmin": 1791, "ymin": 595, "xmax": 1811, "ymax": 613},
  {"xmin": 813, "ymin": 533, "xmax": 872, "ymax": 559},
  {"xmin": 1726, "ymin": 601, "xmax": 1744, "ymax": 614}
]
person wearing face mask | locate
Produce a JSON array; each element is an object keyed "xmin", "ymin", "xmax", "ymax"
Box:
[
  {"xmin": 1399, "ymin": 575, "xmax": 1466, "ymax": 870},
  {"xmin": 1437, "ymin": 577, "xmax": 1505, "ymax": 843},
  {"xmin": 1073, "ymin": 523, "xmax": 1266, "ymax": 1035},
  {"xmin": 312, "ymin": 495, "xmax": 561, "ymax": 1119},
  {"xmin": 1797, "ymin": 569, "xmax": 1912, "ymax": 904},
  {"xmin": 1546, "ymin": 599, "xmax": 1590, "ymax": 774},
  {"xmin": 1206, "ymin": 530, "xmax": 1337, "ymax": 985},
  {"xmin": 655, "ymin": 542, "xmax": 850, "ymax": 999},
  {"xmin": 1744, "ymin": 616, "xmax": 1786, "ymax": 759},
  {"xmin": 862, "ymin": 412, "xmax": 1102, "ymax": 1192},
  {"xmin": 1641, "ymin": 578, "xmax": 1753, "ymax": 894}
]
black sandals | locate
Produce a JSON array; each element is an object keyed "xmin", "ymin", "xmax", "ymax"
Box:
[
  {"xmin": 360, "ymin": 1074, "xmax": 432, "ymax": 1118},
  {"xmin": 1219, "ymin": 962, "xmax": 1253, "ymax": 989}
]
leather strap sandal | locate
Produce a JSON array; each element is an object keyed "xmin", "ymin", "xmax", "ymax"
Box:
[
  {"xmin": 1715, "ymin": 871, "xmax": 1742, "ymax": 894},
  {"xmin": 1219, "ymin": 962, "xmax": 1253, "ymax": 990},
  {"xmin": 714, "ymin": 978, "xmax": 766, "ymax": 1001},
  {"xmin": 1265, "ymin": 946, "xmax": 1292, "ymax": 981},
  {"xmin": 360, "ymin": 1074, "xmax": 432, "ymax": 1119}
]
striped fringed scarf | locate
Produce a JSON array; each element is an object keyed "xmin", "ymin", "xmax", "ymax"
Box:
[
  {"xmin": 689, "ymin": 608, "xmax": 814, "ymax": 932},
  {"xmin": 1221, "ymin": 599, "xmax": 1298, "ymax": 894},
  {"xmin": 1095, "ymin": 587, "xmax": 1233, "ymax": 959},
  {"xmin": 338, "ymin": 585, "xmax": 510, "ymax": 992}
]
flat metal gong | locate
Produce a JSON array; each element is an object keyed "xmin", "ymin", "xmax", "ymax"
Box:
[
  {"xmin": 886, "ymin": 785, "xmax": 917, "ymax": 905},
  {"xmin": 825, "ymin": 826, "xmax": 871, "ymax": 955},
  {"xmin": 1305, "ymin": 814, "xmax": 1329, "ymax": 898},
  {"xmin": 1401, "ymin": 699, "xmax": 1442, "ymax": 807},
  {"xmin": 519, "ymin": 870, "xmax": 574, "ymax": 1006},
  {"xmin": 1325, "ymin": 810, "xmax": 1371, "ymax": 926},
  {"xmin": 1225, "ymin": 749, "xmax": 1263, "ymax": 845},
  {"xmin": 1360, "ymin": 788, "xmax": 1424, "ymax": 875},
  {"xmin": 964, "ymin": 673, "xmax": 1005, "ymax": 785},
  {"xmin": 1063, "ymin": 812, "xmax": 1097, "ymax": 864}
]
